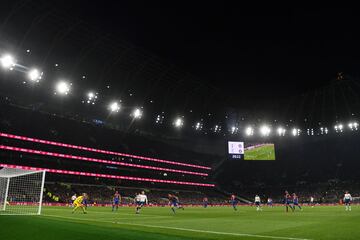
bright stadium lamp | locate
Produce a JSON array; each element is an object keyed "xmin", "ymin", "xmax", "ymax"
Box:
[
  {"xmin": 277, "ymin": 127, "xmax": 286, "ymax": 136},
  {"xmin": 245, "ymin": 126, "xmax": 254, "ymax": 136},
  {"xmin": 28, "ymin": 68, "xmax": 42, "ymax": 82},
  {"xmin": 195, "ymin": 122, "xmax": 203, "ymax": 131},
  {"xmin": 292, "ymin": 128, "xmax": 300, "ymax": 136},
  {"xmin": 348, "ymin": 122, "xmax": 358, "ymax": 131},
  {"xmin": 213, "ymin": 125, "xmax": 221, "ymax": 133},
  {"xmin": 259, "ymin": 125, "xmax": 271, "ymax": 136},
  {"xmin": 231, "ymin": 126, "xmax": 238, "ymax": 134},
  {"xmin": 88, "ymin": 92, "xmax": 95, "ymax": 98},
  {"xmin": 0, "ymin": 54, "xmax": 15, "ymax": 69},
  {"xmin": 132, "ymin": 108, "xmax": 143, "ymax": 119},
  {"xmin": 334, "ymin": 124, "xmax": 343, "ymax": 133},
  {"xmin": 174, "ymin": 117, "xmax": 184, "ymax": 128},
  {"xmin": 109, "ymin": 102, "xmax": 120, "ymax": 113},
  {"xmin": 84, "ymin": 91, "xmax": 98, "ymax": 104},
  {"xmin": 55, "ymin": 81, "xmax": 71, "ymax": 95}
]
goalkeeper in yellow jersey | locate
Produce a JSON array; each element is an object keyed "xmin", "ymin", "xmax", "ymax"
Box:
[{"xmin": 72, "ymin": 193, "xmax": 88, "ymax": 214}]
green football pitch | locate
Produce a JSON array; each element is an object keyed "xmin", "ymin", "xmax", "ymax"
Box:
[
  {"xmin": 0, "ymin": 205, "xmax": 359, "ymax": 240},
  {"xmin": 245, "ymin": 144, "xmax": 276, "ymax": 160}
]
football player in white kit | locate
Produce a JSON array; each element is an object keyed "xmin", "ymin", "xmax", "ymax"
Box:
[
  {"xmin": 310, "ymin": 196, "xmax": 315, "ymax": 208},
  {"xmin": 135, "ymin": 191, "xmax": 148, "ymax": 214},
  {"xmin": 255, "ymin": 195, "xmax": 262, "ymax": 211},
  {"xmin": 343, "ymin": 191, "xmax": 352, "ymax": 211}
]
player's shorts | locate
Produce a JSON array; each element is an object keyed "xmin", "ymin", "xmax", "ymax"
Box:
[
  {"xmin": 114, "ymin": 199, "xmax": 119, "ymax": 205},
  {"xmin": 74, "ymin": 202, "xmax": 83, "ymax": 207},
  {"xmin": 171, "ymin": 201, "xmax": 178, "ymax": 207},
  {"xmin": 255, "ymin": 201, "xmax": 260, "ymax": 206},
  {"xmin": 344, "ymin": 199, "xmax": 351, "ymax": 204},
  {"xmin": 285, "ymin": 200, "xmax": 292, "ymax": 205},
  {"xmin": 293, "ymin": 202, "xmax": 299, "ymax": 205},
  {"xmin": 231, "ymin": 200, "xmax": 238, "ymax": 206},
  {"xmin": 137, "ymin": 201, "xmax": 145, "ymax": 206}
]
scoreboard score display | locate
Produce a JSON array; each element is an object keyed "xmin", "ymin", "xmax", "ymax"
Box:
[
  {"xmin": 228, "ymin": 141, "xmax": 245, "ymax": 160},
  {"xmin": 227, "ymin": 141, "xmax": 276, "ymax": 161}
]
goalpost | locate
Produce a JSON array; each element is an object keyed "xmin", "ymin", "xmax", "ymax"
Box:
[{"xmin": 0, "ymin": 167, "xmax": 46, "ymax": 215}]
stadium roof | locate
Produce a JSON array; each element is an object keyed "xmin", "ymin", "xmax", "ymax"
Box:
[{"xmin": 0, "ymin": 3, "xmax": 359, "ymax": 129}]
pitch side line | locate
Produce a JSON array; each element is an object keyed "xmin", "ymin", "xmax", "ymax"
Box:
[{"xmin": 41, "ymin": 214, "xmax": 313, "ymax": 240}]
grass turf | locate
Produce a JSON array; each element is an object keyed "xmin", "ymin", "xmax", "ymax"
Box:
[
  {"xmin": 0, "ymin": 205, "xmax": 359, "ymax": 240},
  {"xmin": 244, "ymin": 144, "xmax": 276, "ymax": 160}
]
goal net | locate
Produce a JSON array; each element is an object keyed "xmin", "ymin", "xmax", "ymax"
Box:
[{"xmin": 0, "ymin": 167, "xmax": 46, "ymax": 215}]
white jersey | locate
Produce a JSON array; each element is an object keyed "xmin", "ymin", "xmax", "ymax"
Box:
[
  {"xmin": 71, "ymin": 195, "xmax": 77, "ymax": 201},
  {"xmin": 137, "ymin": 194, "xmax": 148, "ymax": 204},
  {"xmin": 344, "ymin": 193, "xmax": 352, "ymax": 201},
  {"xmin": 310, "ymin": 197, "xmax": 314, "ymax": 202},
  {"xmin": 255, "ymin": 196, "xmax": 261, "ymax": 202}
]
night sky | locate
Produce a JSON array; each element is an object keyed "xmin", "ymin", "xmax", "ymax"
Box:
[{"xmin": 0, "ymin": 2, "xmax": 359, "ymax": 126}]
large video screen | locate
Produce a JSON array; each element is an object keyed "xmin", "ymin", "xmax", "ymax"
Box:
[{"xmin": 228, "ymin": 141, "xmax": 275, "ymax": 160}]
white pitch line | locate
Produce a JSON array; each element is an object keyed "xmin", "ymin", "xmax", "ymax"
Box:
[{"xmin": 41, "ymin": 214, "xmax": 312, "ymax": 240}]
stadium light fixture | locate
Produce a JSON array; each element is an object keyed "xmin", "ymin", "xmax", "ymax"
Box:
[
  {"xmin": 245, "ymin": 126, "xmax": 254, "ymax": 136},
  {"xmin": 292, "ymin": 128, "xmax": 300, "ymax": 136},
  {"xmin": 334, "ymin": 124, "xmax": 343, "ymax": 133},
  {"xmin": 28, "ymin": 68, "xmax": 42, "ymax": 82},
  {"xmin": 213, "ymin": 125, "xmax": 221, "ymax": 133},
  {"xmin": 132, "ymin": 108, "xmax": 143, "ymax": 119},
  {"xmin": 195, "ymin": 122, "xmax": 203, "ymax": 131},
  {"xmin": 109, "ymin": 102, "xmax": 120, "ymax": 113},
  {"xmin": 155, "ymin": 114, "xmax": 164, "ymax": 124},
  {"xmin": 174, "ymin": 117, "xmax": 184, "ymax": 128},
  {"xmin": 320, "ymin": 127, "xmax": 329, "ymax": 135},
  {"xmin": 84, "ymin": 91, "xmax": 98, "ymax": 104},
  {"xmin": 307, "ymin": 128, "xmax": 314, "ymax": 136},
  {"xmin": 55, "ymin": 81, "xmax": 71, "ymax": 95},
  {"xmin": 0, "ymin": 54, "xmax": 15, "ymax": 70},
  {"xmin": 231, "ymin": 126, "xmax": 238, "ymax": 134},
  {"xmin": 277, "ymin": 127, "xmax": 286, "ymax": 136},
  {"xmin": 259, "ymin": 125, "xmax": 271, "ymax": 136},
  {"xmin": 348, "ymin": 122, "xmax": 358, "ymax": 131},
  {"xmin": 88, "ymin": 92, "xmax": 95, "ymax": 98}
]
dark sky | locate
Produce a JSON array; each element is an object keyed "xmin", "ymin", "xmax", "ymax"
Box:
[{"xmin": 0, "ymin": 2, "xmax": 359, "ymax": 125}]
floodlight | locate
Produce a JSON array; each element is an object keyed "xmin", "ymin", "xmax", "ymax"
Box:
[
  {"xmin": 259, "ymin": 125, "xmax": 271, "ymax": 136},
  {"xmin": 174, "ymin": 118, "xmax": 184, "ymax": 128},
  {"xmin": 0, "ymin": 54, "xmax": 15, "ymax": 69},
  {"xmin": 28, "ymin": 68, "xmax": 42, "ymax": 82},
  {"xmin": 231, "ymin": 126, "xmax": 238, "ymax": 134},
  {"xmin": 348, "ymin": 122, "xmax": 358, "ymax": 131},
  {"xmin": 292, "ymin": 128, "xmax": 300, "ymax": 136},
  {"xmin": 132, "ymin": 108, "xmax": 142, "ymax": 119},
  {"xmin": 277, "ymin": 127, "xmax": 286, "ymax": 136},
  {"xmin": 195, "ymin": 122, "xmax": 203, "ymax": 131},
  {"xmin": 55, "ymin": 81, "xmax": 70, "ymax": 95},
  {"xmin": 334, "ymin": 124, "xmax": 343, "ymax": 133},
  {"xmin": 214, "ymin": 125, "xmax": 221, "ymax": 133},
  {"xmin": 88, "ymin": 92, "xmax": 95, "ymax": 98},
  {"xmin": 109, "ymin": 102, "xmax": 120, "ymax": 112},
  {"xmin": 245, "ymin": 127, "xmax": 254, "ymax": 136}
]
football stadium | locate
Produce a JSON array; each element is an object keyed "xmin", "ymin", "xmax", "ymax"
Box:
[{"xmin": 1, "ymin": 3, "xmax": 360, "ymax": 240}]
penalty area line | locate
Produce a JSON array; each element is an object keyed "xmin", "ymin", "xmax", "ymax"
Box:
[{"xmin": 41, "ymin": 214, "xmax": 312, "ymax": 240}]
